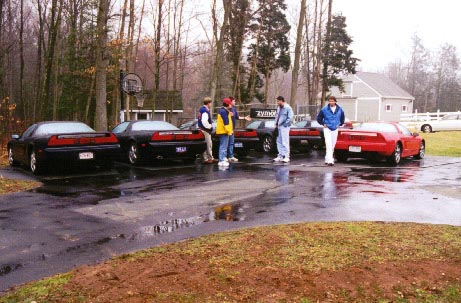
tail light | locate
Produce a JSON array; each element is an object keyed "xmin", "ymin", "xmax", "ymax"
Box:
[
  {"xmin": 151, "ymin": 131, "xmax": 205, "ymax": 141},
  {"xmin": 48, "ymin": 133, "xmax": 118, "ymax": 146},
  {"xmin": 290, "ymin": 128, "xmax": 320, "ymax": 136},
  {"xmin": 234, "ymin": 129, "xmax": 257, "ymax": 137}
]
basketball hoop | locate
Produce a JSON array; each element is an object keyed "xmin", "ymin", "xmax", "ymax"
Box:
[
  {"xmin": 135, "ymin": 93, "xmax": 145, "ymax": 108},
  {"xmin": 122, "ymin": 73, "xmax": 143, "ymax": 96}
]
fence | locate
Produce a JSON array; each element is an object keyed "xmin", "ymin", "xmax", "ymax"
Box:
[{"xmin": 400, "ymin": 110, "xmax": 461, "ymax": 128}]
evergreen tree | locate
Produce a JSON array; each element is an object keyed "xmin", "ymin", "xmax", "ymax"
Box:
[
  {"xmin": 247, "ymin": 0, "xmax": 290, "ymax": 105},
  {"xmin": 321, "ymin": 14, "xmax": 358, "ymax": 98}
]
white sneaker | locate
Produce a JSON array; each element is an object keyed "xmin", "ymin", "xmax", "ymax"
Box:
[
  {"xmin": 218, "ymin": 161, "xmax": 229, "ymax": 167},
  {"xmin": 224, "ymin": 158, "xmax": 229, "ymax": 162},
  {"xmin": 282, "ymin": 157, "xmax": 290, "ymax": 163},
  {"xmin": 228, "ymin": 157, "xmax": 239, "ymax": 162},
  {"xmin": 273, "ymin": 156, "xmax": 283, "ymax": 162}
]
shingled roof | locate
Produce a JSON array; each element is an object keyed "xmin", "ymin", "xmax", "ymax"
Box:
[{"xmin": 341, "ymin": 72, "xmax": 414, "ymax": 99}]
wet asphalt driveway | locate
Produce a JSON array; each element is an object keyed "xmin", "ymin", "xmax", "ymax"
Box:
[{"xmin": 1, "ymin": 151, "xmax": 460, "ymax": 292}]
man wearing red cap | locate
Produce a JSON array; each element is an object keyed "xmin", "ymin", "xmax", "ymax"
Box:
[{"xmin": 215, "ymin": 98, "xmax": 233, "ymax": 167}]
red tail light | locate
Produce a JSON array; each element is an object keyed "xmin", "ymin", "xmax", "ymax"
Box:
[
  {"xmin": 48, "ymin": 133, "xmax": 118, "ymax": 146},
  {"xmin": 290, "ymin": 128, "xmax": 320, "ymax": 136},
  {"xmin": 151, "ymin": 131, "xmax": 205, "ymax": 141},
  {"xmin": 234, "ymin": 129, "xmax": 257, "ymax": 137}
]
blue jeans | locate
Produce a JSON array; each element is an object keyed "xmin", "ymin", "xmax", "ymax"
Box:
[
  {"xmin": 276, "ymin": 126, "xmax": 290, "ymax": 158},
  {"xmin": 219, "ymin": 135, "xmax": 230, "ymax": 162},
  {"xmin": 227, "ymin": 134, "xmax": 235, "ymax": 158}
]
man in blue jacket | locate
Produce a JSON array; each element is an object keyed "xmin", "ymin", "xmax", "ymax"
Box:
[
  {"xmin": 273, "ymin": 96, "xmax": 294, "ymax": 163},
  {"xmin": 317, "ymin": 96, "xmax": 345, "ymax": 166}
]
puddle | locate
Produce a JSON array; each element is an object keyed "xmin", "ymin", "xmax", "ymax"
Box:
[
  {"xmin": 0, "ymin": 264, "xmax": 23, "ymax": 276},
  {"xmin": 129, "ymin": 216, "xmax": 206, "ymax": 240}
]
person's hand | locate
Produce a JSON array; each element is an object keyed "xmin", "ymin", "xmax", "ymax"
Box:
[{"xmin": 244, "ymin": 115, "xmax": 251, "ymax": 121}]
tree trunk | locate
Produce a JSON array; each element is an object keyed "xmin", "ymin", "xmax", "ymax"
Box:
[
  {"xmin": 320, "ymin": 0, "xmax": 333, "ymax": 104},
  {"xmin": 114, "ymin": 0, "xmax": 128, "ymax": 124},
  {"xmin": 152, "ymin": 0, "xmax": 164, "ymax": 119},
  {"xmin": 94, "ymin": 0, "xmax": 110, "ymax": 131},
  {"xmin": 290, "ymin": 0, "xmax": 306, "ymax": 113}
]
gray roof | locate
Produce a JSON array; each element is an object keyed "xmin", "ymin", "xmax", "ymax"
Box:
[{"xmin": 344, "ymin": 72, "xmax": 414, "ymax": 99}]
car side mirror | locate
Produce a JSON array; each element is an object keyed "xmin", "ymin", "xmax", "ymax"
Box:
[
  {"xmin": 412, "ymin": 132, "xmax": 419, "ymax": 137},
  {"xmin": 11, "ymin": 134, "xmax": 19, "ymax": 140}
]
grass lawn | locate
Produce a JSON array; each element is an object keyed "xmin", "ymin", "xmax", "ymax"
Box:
[
  {"xmin": 1, "ymin": 222, "xmax": 460, "ymax": 303},
  {"xmin": 419, "ymin": 131, "xmax": 461, "ymax": 157}
]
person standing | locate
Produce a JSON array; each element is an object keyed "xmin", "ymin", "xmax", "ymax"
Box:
[
  {"xmin": 273, "ymin": 96, "xmax": 294, "ymax": 163},
  {"xmin": 227, "ymin": 96, "xmax": 251, "ymax": 162},
  {"xmin": 198, "ymin": 97, "xmax": 215, "ymax": 164},
  {"xmin": 215, "ymin": 98, "xmax": 233, "ymax": 167},
  {"xmin": 316, "ymin": 96, "xmax": 345, "ymax": 166}
]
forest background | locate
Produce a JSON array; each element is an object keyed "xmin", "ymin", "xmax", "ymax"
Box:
[{"xmin": 0, "ymin": 0, "xmax": 460, "ymax": 145}]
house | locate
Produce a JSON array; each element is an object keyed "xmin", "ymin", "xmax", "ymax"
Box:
[
  {"xmin": 120, "ymin": 90, "xmax": 183, "ymax": 124},
  {"xmin": 329, "ymin": 72, "xmax": 414, "ymax": 122}
]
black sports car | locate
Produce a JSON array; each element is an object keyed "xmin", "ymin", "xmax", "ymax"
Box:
[
  {"xmin": 178, "ymin": 120, "xmax": 259, "ymax": 158},
  {"xmin": 245, "ymin": 119, "xmax": 324, "ymax": 153},
  {"xmin": 292, "ymin": 120, "xmax": 324, "ymax": 150},
  {"xmin": 7, "ymin": 121, "xmax": 120, "ymax": 174},
  {"xmin": 112, "ymin": 120, "xmax": 206, "ymax": 164}
]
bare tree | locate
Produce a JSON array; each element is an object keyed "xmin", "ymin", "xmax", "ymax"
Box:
[
  {"xmin": 290, "ymin": 0, "xmax": 306, "ymax": 113},
  {"xmin": 94, "ymin": 0, "xmax": 110, "ymax": 131}
]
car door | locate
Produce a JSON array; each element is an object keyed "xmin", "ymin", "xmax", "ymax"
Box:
[
  {"xmin": 438, "ymin": 114, "xmax": 458, "ymax": 131},
  {"xmin": 13, "ymin": 124, "xmax": 37, "ymax": 162},
  {"xmin": 396, "ymin": 124, "xmax": 419, "ymax": 156},
  {"xmin": 111, "ymin": 122, "xmax": 131, "ymax": 153}
]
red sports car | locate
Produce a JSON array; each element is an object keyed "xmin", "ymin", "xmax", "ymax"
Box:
[{"xmin": 334, "ymin": 122, "xmax": 425, "ymax": 165}]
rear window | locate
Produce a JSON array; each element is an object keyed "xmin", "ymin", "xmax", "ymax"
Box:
[
  {"xmin": 131, "ymin": 121, "xmax": 178, "ymax": 131},
  {"xmin": 354, "ymin": 123, "xmax": 398, "ymax": 133},
  {"xmin": 35, "ymin": 122, "xmax": 95, "ymax": 136}
]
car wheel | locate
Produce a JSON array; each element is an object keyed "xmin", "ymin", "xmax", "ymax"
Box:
[
  {"xmin": 386, "ymin": 143, "xmax": 402, "ymax": 166},
  {"xmin": 414, "ymin": 141, "xmax": 425, "ymax": 159},
  {"xmin": 30, "ymin": 150, "xmax": 45, "ymax": 175},
  {"xmin": 128, "ymin": 143, "xmax": 140, "ymax": 165},
  {"xmin": 262, "ymin": 135, "xmax": 274, "ymax": 153},
  {"xmin": 335, "ymin": 151, "xmax": 348, "ymax": 162},
  {"xmin": 8, "ymin": 147, "xmax": 19, "ymax": 167},
  {"xmin": 421, "ymin": 124, "xmax": 432, "ymax": 133}
]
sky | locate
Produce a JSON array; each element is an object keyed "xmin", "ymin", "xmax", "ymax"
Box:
[{"xmin": 330, "ymin": 0, "xmax": 461, "ymax": 71}]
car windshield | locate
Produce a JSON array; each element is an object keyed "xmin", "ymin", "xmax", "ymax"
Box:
[
  {"xmin": 35, "ymin": 122, "xmax": 95, "ymax": 136},
  {"xmin": 354, "ymin": 123, "xmax": 398, "ymax": 133},
  {"xmin": 441, "ymin": 114, "xmax": 458, "ymax": 120},
  {"xmin": 265, "ymin": 120, "xmax": 276, "ymax": 128},
  {"xmin": 131, "ymin": 121, "xmax": 178, "ymax": 131},
  {"xmin": 246, "ymin": 121, "xmax": 262, "ymax": 129}
]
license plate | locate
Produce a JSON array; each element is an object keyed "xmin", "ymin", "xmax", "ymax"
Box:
[
  {"xmin": 79, "ymin": 152, "xmax": 94, "ymax": 160},
  {"xmin": 234, "ymin": 142, "xmax": 243, "ymax": 148},
  {"xmin": 300, "ymin": 140, "xmax": 309, "ymax": 145},
  {"xmin": 176, "ymin": 146, "xmax": 187, "ymax": 153},
  {"xmin": 348, "ymin": 146, "xmax": 361, "ymax": 153}
]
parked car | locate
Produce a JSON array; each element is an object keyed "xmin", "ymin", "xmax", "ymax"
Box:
[
  {"xmin": 112, "ymin": 120, "xmax": 206, "ymax": 164},
  {"xmin": 246, "ymin": 119, "xmax": 322, "ymax": 153},
  {"xmin": 334, "ymin": 122, "xmax": 425, "ymax": 165},
  {"xmin": 7, "ymin": 121, "xmax": 120, "ymax": 174},
  {"xmin": 293, "ymin": 120, "xmax": 324, "ymax": 149},
  {"xmin": 178, "ymin": 120, "xmax": 259, "ymax": 158},
  {"xmin": 419, "ymin": 113, "xmax": 461, "ymax": 133}
]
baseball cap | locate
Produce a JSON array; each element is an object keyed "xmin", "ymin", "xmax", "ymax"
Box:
[{"xmin": 223, "ymin": 98, "xmax": 232, "ymax": 105}]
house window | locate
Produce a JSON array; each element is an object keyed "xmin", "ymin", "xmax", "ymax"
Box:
[
  {"xmin": 401, "ymin": 105, "xmax": 408, "ymax": 112},
  {"xmin": 385, "ymin": 104, "xmax": 392, "ymax": 112}
]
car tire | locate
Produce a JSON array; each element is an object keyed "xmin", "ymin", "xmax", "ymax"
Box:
[
  {"xmin": 128, "ymin": 142, "xmax": 141, "ymax": 165},
  {"xmin": 335, "ymin": 151, "xmax": 348, "ymax": 162},
  {"xmin": 421, "ymin": 124, "xmax": 432, "ymax": 133},
  {"xmin": 8, "ymin": 147, "xmax": 19, "ymax": 167},
  {"xmin": 414, "ymin": 141, "xmax": 425, "ymax": 159},
  {"xmin": 30, "ymin": 150, "xmax": 45, "ymax": 175},
  {"xmin": 262, "ymin": 135, "xmax": 274, "ymax": 153},
  {"xmin": 386, "ymin": 143, "xmax": 402, "ymax": 166}
]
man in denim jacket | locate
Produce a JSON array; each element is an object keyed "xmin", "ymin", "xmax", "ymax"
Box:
[{"xmin": 273, "ymin": 96, "xmax": 294, "ymax": 163}]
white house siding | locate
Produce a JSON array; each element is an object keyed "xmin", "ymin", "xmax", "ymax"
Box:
[
  {"xmin": 356, "ymin": 98, "xmax": 380, "ymax": 121},
  {"xmin": 337, "ymin": 98, "xmax": 356, "ymax": 120},
  {"xmin": 381, "ymin": 98, "xmax": 414, "ymax": 121}
]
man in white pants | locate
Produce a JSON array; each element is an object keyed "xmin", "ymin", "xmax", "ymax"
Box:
[{"xmin": 316, "ymin": 96, "xmax": 345, "ymax": 166}]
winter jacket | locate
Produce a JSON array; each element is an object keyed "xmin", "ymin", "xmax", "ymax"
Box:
[
  {"xmin": 198, "ymin": 105, "xmax": 213, "ymax": 132},
  {"xmin": 275, "ymin": 103, "xmax": 294, "ymax": 128},
  {"xmin": 216, "ymin": 107, "xmax": 233, "ymax": 135},
  {"xmin": 317, "ymin": 104, "xmax": 345, "ymax": 131}
]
